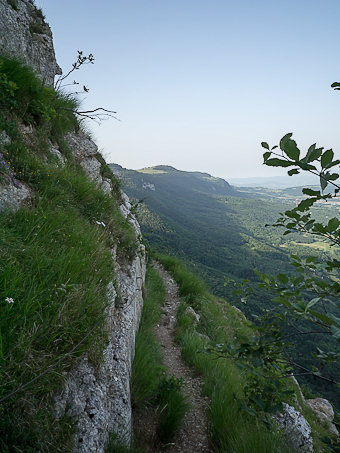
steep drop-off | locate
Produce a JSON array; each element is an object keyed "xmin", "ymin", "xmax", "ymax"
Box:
[{"xmin": 0, "ymin": 1, "xmax": 145, "ymax": 451}]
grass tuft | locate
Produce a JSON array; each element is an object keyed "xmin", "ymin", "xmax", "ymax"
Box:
[{"xmin": 0, "ymin": 56, "xmax": 78, "ymax": 140}]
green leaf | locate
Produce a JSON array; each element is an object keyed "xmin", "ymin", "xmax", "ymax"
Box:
[
  {"xmin": 302, "ymin": 188, "xmax": 320, "ymax": 197},
  {"xmin": 291, "ymin": 254, "xmax": 302, "ymax": 262},
  {"xmin": 306, "ymin": 256, "xmax": 317, "ymax": 263},
  {"xmin": 324, "ymin": 159, "xmax": 340, "ymax": 170},
  {"xmin": 261, "ymin": 142, "xmax": 270, "ymax": 150},
  {"xmin": 321, "ymin": 149, "xmax": 334, "ymax": 169},
  {"xmin": 309, "ymin": 310, "xmax": 333, "ymax": 325},
  {"xmin": 296, "ymin": 198, "xmax": 316, "ymax": 211},
  {"xmin": 320, "ymin": 174, "xmax": 328, "ymax": 191},
  {"xmin": 288, "ymin": 169, "xmax": 300, "ymax": 176},
  {"xmin": 277, "ymin": 273, "xmax": 289, "ymax": 284},
  {"xmin": 306, "ymin": 298, "xmax": 320, "ymax": 310},
  {"xmin": 328, "ymin": 172, "xmax": 339, "ymax": 181},
  {"xmin": 264, "ymin": 158, "xmax": 294, "ymax": 167},
  {"xmin": 329, "ymin": 313, "xmax": 340, "ymax": 327},
  {"xmin": 327, "ymin": 217, "xmax": 340, "ymax": 232},
  {"xmin": 305, "ymin": 144, "xmax": 322, "ymax": 163},
  {"xmin": 280, "ymin": 133, "xmax": 300, "ymax": 161},
  {"xmin": 331, "ymin": 326, "xmax": 340, "ymax": 340},
  {"xmin": 298, "ymin": 161, "xmax": 317, "ymax": 171},
  {"xmin": 313, "ymin": 222, "xmax": 325, "ymax": 233},
  {"xmin": 263, "ymin": 151, "xmax": 271, "ymax": 161}
]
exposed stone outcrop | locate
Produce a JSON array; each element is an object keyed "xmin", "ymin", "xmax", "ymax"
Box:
[
  {"xmin": 184, "ymin": 306, "xmax": 201, "ymax": 323},
  {"xmin": 52, "ymin": 130, "xmax": 146, "ymax": 451},
  {"xmin": 306, "ymin": 398, "xmax": 339, "ymax": 437},
  {"xmin": 0, "ymin": 131, "xmax": 33, "ymax": 212},
  {"xmin": 0, "ymin": 2, "xmax": 146, "ymax": 449},
  {"xmin": 0, "ymin": 179, "xmax": 32, "ymax": 212},
  {"xmin": 275, "ymin": 403, "xmax": 314, "ymax": 453},
  {"xmin": 55, "ymin": 252, "xmax": 145, "ymax": 452},
  {"xmin": 0, "ymin": 0, "xmax": 61, "ymax": 86}
]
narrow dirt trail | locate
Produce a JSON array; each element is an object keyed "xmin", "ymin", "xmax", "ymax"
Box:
[{"xmin": 153, "ymin": 261, "xmax": 212, "ymax": 453}]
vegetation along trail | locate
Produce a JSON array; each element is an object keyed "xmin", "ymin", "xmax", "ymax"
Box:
[{"xmin": 153, "ymin": 261, "xmax": 212, "ymax": 453}]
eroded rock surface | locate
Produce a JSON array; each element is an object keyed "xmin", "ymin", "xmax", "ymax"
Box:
[
  {"xmin": 306, "ymin": 398, "xmax": 339, "ymax": 437},
  {"xmin": 0, "ymin": 0, "xmax": 61, "ymax": 86},
  {"xmin": 276, "ymin": 403, "xmax": 313, "ymax": 453},
  {"xmin": 55, "ymin": 254, "xmax": 146, "ymax": 452},
  {"xmin": 54, "ymin": 132, "xmax": 146, "ymax": 451},
  {"xmin": 0, "ymin": 179, "xmax": 32, "ymax": 212}
]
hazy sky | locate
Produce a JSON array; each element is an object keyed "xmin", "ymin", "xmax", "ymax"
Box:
[{"xmin": 36, "ymin": 0, "xmax": 340, "ymax": 179}]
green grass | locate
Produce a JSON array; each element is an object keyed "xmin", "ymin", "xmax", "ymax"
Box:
[
  {"xmin": 155, "ymin": 254, "xmax": 208, "ymax": 306},
  {"xmin": 157, "ymin": 375, "xmax": 189, "ymax": 442},
  {"xmin": 130, "ymin": 265, "xmax": 189, "ymax": 446},
  {"xmin": 0, "ymin": 57, "xmax": 139, "ymax": 452},
  {"xmin": 157, "ymin": 254, "xmax": 295, "ymax": 453},
  {"xmin": 0, "ymin": 55, "xmax": 78, "ymax": 141},
  {"xmin": 106, "ymin": 432, "xmax": 146, "ymax": 453}
]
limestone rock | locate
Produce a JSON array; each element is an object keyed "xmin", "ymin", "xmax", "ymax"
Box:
[
  {"xmin": 185, "ymin": 306, "xmax": 201, "ymax": 323},
  {"xmin": 66, "ymin": 131, "xmax": 98, "ymax": 159},
  {"xmin": 101, "ymin": 178, "xmax": 112, "ymax": 195},
  {"xmin": 306, "ymin": 398, "xmax": 339, "ymax": 437},
  {"xmin": 0, "ymin": 0, "xmax": 61, "ymax": 86},
  {"xmin": 55, "ymin": 254, "xmax": 146, "ymax": 452},
  {"xmin": 232, "ymin": 305, "xmax": 243, "ymax": 314},
  {"xmin": 49, "ymin": 144, "xmax": 66, "ymax": 166},
  {"xmin": 80, "ymin": 157, "xmax": 102, "ymax": 184},
  {"xmin": 276, "ymin": 403, "xmax": 313, "ymax": 453},
  {"xmin": 0, "ymin": 179, "xmax": 32, "ymax": 212},
  {"xmin": 197, "ymin": 332, "xmax": 210, "ymax": 342},
  {"xmin": 0, "ymin": 131, "xmax": 11, "ymax": 146}
]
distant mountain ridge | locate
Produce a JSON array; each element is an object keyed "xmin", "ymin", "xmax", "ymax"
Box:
[
  {"xmin": 109, "ymin": 162, "xmax": 340, "ymax": 408},
  {"xmin": 110, "ymin": 163, "xmax": 242, "ymax": 198}
]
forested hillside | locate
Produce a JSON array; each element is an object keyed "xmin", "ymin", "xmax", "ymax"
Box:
[{"xmin": 109, "ymin": 163, "xmax": 340, "ymax": 409}]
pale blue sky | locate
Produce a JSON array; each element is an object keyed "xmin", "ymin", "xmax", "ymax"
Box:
[{"xmin": 36, "ymin": 0, "xmax": 340, "ymax": 178}]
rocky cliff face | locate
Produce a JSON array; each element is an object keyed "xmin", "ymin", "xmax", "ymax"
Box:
[
  {"xmin": 53, "ymin": 131, "xmax": 146, "ymax": 452},
  {"xmin": 0, "ymin": 1, "xmax": 146, "ymax": 451},
  {"xmin": 0, "ymin": 0, "xmax": 61, "ymax": 86}
]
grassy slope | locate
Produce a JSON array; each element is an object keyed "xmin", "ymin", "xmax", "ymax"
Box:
[{"xmin": 0, "ymin": 56, "xmax": 137, "ymax": 451}]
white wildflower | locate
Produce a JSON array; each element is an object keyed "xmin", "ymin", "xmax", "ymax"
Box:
[{"xmin": 5, "ymin": 297, "xmax": 14, "ymax": 304}]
